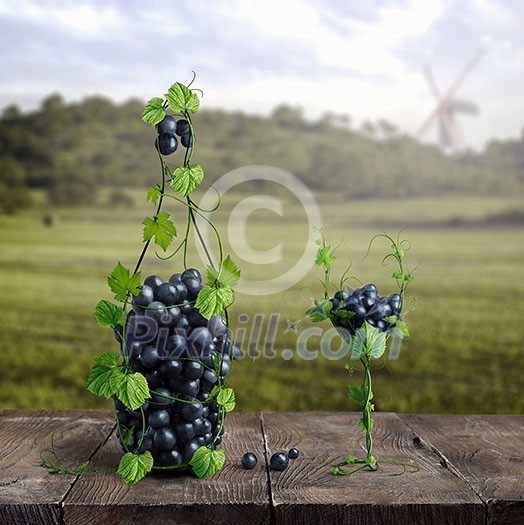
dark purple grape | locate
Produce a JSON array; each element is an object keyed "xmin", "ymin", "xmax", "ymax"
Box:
[
  {"xmin": 208, "ymin": 316, "xmax": 228, "ymax": 337},
  {"xmin": 361, "ymin": 296, "xmax": 375, "ymax": 310},
  {"xmin": 270, "ymin": 452, "xmax": 289, "ymax": 471},
  {"xmin": 367, "ymin": 301, "xmax": 392, "ymax": 321},
  {"xmin": 387, "ymin": 293, "xmax": 402, "ymax": 314},
  {"xmin": 176, "ymin": 318, "xmax": 191, "ymax": 337},
  {"xmin": 144, "ymin": 275, "xmax": 164, "ymax": 289},
  {"xmin": 169, "ymin": 273, "xmax": 182, "ymax": 283},
  {"xmin": 189, "ymin": 307, "xmax": 208, "ymax": 327},
  {"xmin": 117, "ymin": 411, "xmax": 130, "ymax": 425},
  {"xmin": 181, "ymin": 133, "xmax": 194, "ymax": 148},
  {"xmin": 288, "ymin": 447, "xmax": 299, "ymax": 459},
  {"xmin": 161, "ymin": 306, "xmax": 181, "ymax": 328},
  {"xmin": 173, "ymin": 282, "xmax": 188, "ymax": 302},
  {"xmin": 375, "ymin": 319, "xmax": 387, "ymax": 332},
  {"xmin": 158, "ymin": 448, "xmax": 182, "ymax": 466},
  {"xmin": 144, "ymin": 369, "xmax": 162, "ymax": 388},
  {"xmin": 201, "ymin": 369, "xmax": 218, "ymax": 390},
  {"xmin": 183, "ymin": 277, "xmax": 202, "ymax": 300},
  {"xmin": 156, "ymin": 115, "xmax": 177, "ymax": 135},
  {"xmin": 345, "ymin": 302, "xmax": 366, "ymax": 320},
  {"xmin": 361, "ymin": 283, "xmax": 378, "ymax": 298},
  {"xmin": 133, "ymin": 284, "xmax": 154, "ymax": 307},
  {"xmin": 181, "ymin": 268, "xmax": 202, "ymax": 282},
  {"xmin": 167, "ymin": 334, "xmax": 188, "ymax": 357},
  {"xmin": 156, "ymin": 133, "xmax": 178, "ymax": 155},
  {"xmin": 241, "ymin": 452, "xmax": 257, "ymax": 470},
  {"xmin": 334, "ymin": 290, "xmax": 349, "ymax": 301},
  {"xmin": 180, "ymin": 300, "xmax": 193, "ymax": 315},
  {"xmin": 207, "ymin": 410, "xmax": 218, "ymax": 427},
  {"xmin": 178, "ymin": 399, "xmax": 204, "ymax": 420},
  {"xmin": 129, "ymin": 358, "xmax": 146, "ymax": 373},
  {"xmin": 140, "ymin": 345, "xmax": 160, "ymax": 369},
  {"xmin": 156, "ymin": 283, "xmax": 179, "ymax": 306},
  {"xmin": 220, "ymin": 358, "xmax": 230, "ymax": 378},
  {"xmin": 176, "ymin": 379, "xmax": 200, "ymax": 397},
  {"xmin": 138, "ymin": 437, "xmax": 154, "ymax": 454},
  {"xmin": 175, "ymin": 119, "xmax": 190, "ymax": 137},
  {"xmin": 151, "ymin": 387, "xmax": 173, "ymax": 405},
  {"xmin": 182, "ymin": 439, "xmax": 201, "ymax": 462},
  {"xmin": 183, "ymin": 360, "xmax": 204, "ymax": 380},
  {"xmin": 154, "ymin": 428, "xmax": 177, "ymax": 450},
  {"xmin": 194, "ymin": 417, "xmax": 212, "ymax": 436},
  {"xmin": 188, "ymin": 327, "xmax": 213, "ymax": 356},
  {"xmin": 144, "ymin": 301, "xmax": 167, "ymax": 324},
  {"xmin": 159, "ymin": 359, "xmax": 182, "ymax": 379},
  {"xmin": 125, "ymin": 341, "xmax": 142, "ymax": 363},
  {"xmin": 175, "ymin": 420, "xmax": 195, "ymax": 443},
  {"xmin": 148, "ymin": 409, "xmax": 171, "ymax": 429}
]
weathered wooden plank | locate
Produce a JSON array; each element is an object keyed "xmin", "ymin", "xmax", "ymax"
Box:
[
  {"xmin": 402, "ymin": 414, "xmax": 524, "ymax": 525},
  {"xmin": 63, "ymin": 412, "xmax": 270, "ymax": 525},
  {"xmin": 261, "ymin": 412, "xmax": 485, "ymax": 525},
  {"xmin": 0, "ymin": 409, "xmax": 114, "ymax": 525}
]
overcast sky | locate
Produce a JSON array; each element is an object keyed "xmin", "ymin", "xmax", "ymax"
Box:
[{"xmin": 1, "ymin": 0, "xmax": 523, "ymax": 150}]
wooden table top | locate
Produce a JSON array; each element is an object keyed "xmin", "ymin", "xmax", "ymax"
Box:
[{"xmin": 0, "ymin": 410, "xmax": 522, "ymax": 524}]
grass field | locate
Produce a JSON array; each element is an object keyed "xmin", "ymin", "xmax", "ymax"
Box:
[{"xmin": 1, "ymin": 189, "xmax": 523, "ymax": 414}]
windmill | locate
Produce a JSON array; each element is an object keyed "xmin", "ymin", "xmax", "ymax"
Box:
[{"xmin": 417, "ymin": 48, "xmax": 484, "ymax": 152}]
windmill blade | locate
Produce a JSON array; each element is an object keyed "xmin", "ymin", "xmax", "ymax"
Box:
[
  {"xmin": 417, "ymin": 105, "xmax": 441, "ymax": 137},
  {"xmin": 440, "ymin": 47, "xmax": 485, "ymax": 103},
  {"xmin": 424, "ymin": 65, "xmax": 443, "ymax": 101},
  {"xmin": 449, "ymin": 99, "xmax": 478, "ymax": 114}
]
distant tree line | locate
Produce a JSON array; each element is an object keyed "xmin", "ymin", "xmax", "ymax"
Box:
[{"xmin": 1, "ymin": 93, "xmax": 524, "ymax": 213}]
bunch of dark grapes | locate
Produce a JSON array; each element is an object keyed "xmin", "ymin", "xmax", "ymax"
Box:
[
  {"xmin": 154, "ymin": 115, "xmax": 194, "ymax": 155},
  {"xmin": 329, "ymin": 283, "xmax": 402, "ymax": 336},
  {"xmin": 115, "ymin": 268, "xmax": 235, "ymax": 471}
]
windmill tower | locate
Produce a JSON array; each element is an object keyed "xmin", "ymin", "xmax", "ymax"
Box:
[{"xmin": 417, "ymin": 48, "xmax": 484, "ymax": 152}]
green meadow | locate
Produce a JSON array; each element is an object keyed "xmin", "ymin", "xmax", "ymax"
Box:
[{"xmin": 1, "ymin": 189, "xmax": 523, "ymax": 414}]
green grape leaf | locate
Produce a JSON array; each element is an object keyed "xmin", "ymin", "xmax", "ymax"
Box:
[
  {"xmin": 171, "ymin": 164, "xmax": 204, "ymax": 196},
  {"xmin": 165, "ymin": 82, "xmax": 200, "ymax": 113},
  {"xmin": 141, "ymin": 97, "xmax": 165, "ymax": 126},
  {"xmin": 331, "ymin": 309, "xmax": 355, "ymax": 320},
  {"xmin": 147, "ymin": 184, "xmax": 162, "ymax": 204},
  {"xmin": 117, "ymin": 451, "xmax": 153, "ymax": 486},
  {"xmin": 216, "ymin": 387, "xmax": 236, "ymax": 412},
  {"xmin": 315, "ymin": 245, "xmax": 336, "ymax": 268},
  {"xmin": 116, "ymin": 372, "xmax": 150, "ymax": 411},
  {"xmin": 358, "ymin": 416, "xmax": 374, "ymax": 432},
  {"xmin": 86, "ymin": 352, "xmax": 122, "ymax": 399},
  {"xmin": 305, "ymin": 298, "xmax": 332, "ymax": 323},
  {"xmin": 349, "ymin": 322, "xmax": 387, "ymax": 360},
  {"xmin": 348, "ymin": 384, "xmax": 369, "ymax": 406},
  {"xmin": 93, "ymin": 300, "xmax": 126, "ymax": 329},
  {"xmin": 195, "ymin": 284, "xmax": 234, "ymax": 319},
  {"xmin": 207, "ymin": 255, "xmax": 241, "ymax": 287},
  {"xmin": 392, "ymin": 319, "xmax": 410, "ymax": 339},
  {"xmin": 108, "ymin": 262, "xmax": 141, "ymax": 301},
  {"xmin": 189, "ymin": 446, "xmax": 225, "ymax": 479},
  {"xmin": 142, "ymin": 211, "xmax": 177, "ymax": 251}
]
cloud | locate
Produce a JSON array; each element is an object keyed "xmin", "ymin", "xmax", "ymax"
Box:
[{"xmin": 0, "ymin": 0, "xmax": 523, "ymax": 149}]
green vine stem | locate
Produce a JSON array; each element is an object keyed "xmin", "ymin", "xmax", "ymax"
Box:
[{"xmin": 306, "ymin": 228, "xmax": 417, "ymax": 477}]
